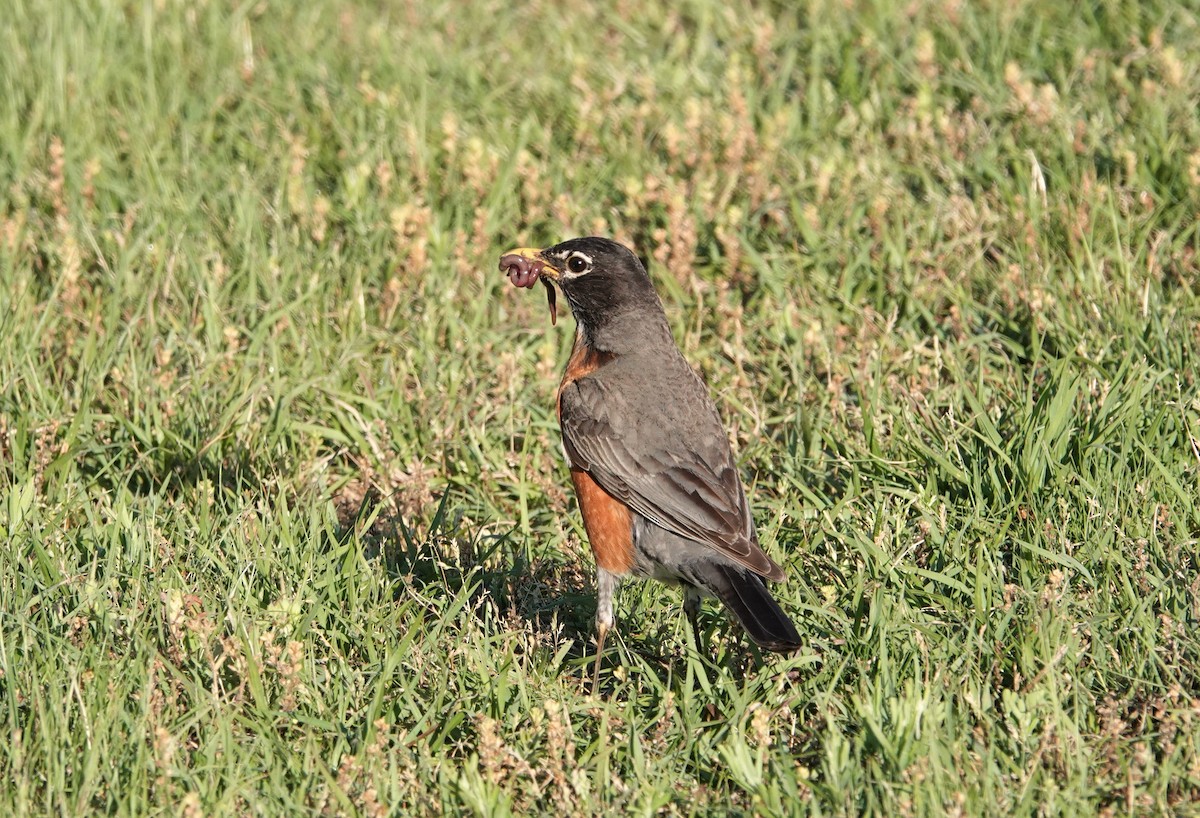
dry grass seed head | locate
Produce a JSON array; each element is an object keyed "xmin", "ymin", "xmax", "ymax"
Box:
[{"xmin": 475, "ymin": 714, "xmax": 507, "ymax": 785}]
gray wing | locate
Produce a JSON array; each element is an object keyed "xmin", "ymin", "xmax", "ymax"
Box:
[{"xmin": 559, "ymin": 372, "xmax": 784, "ymax": 581}]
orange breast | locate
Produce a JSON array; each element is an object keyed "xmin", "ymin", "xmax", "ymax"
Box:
[
  {"xmin": 570, "ymin": 467, "xmax": 635, "ymax": 574},
  {"xmin": 557, "ymin": 334, "xmax": 629, "ymax": 572}
]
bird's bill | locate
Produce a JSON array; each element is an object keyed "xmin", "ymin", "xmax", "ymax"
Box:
[{"xmin": 500, "ymin": 246, "xmax": 560, "ymax": 325}]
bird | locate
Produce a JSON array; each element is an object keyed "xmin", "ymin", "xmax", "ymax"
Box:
[{"xmin": 499, "ymin": 237, "xmax": 802, "ymax": 683}]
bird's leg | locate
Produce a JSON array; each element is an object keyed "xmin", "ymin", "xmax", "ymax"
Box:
[
  {"xmin": 683, "ymin": 586, "xmax": 704, "ymax": 652},
  {"xmin": 592, "ymin": 621, "xmax": 609, "ymax": 691},
  {"xmin": 593, "ymin": 568, "xmax": 619, "ymax": 692},
  {"xmin": 682, "ymin": 586, "xmax": 717, "ymax": 689}
]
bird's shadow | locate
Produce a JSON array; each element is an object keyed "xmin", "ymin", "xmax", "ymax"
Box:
[
  {"xmin": 336, "ymin": 488, "xmax": 777, "ymax": 694},
  {"xmin": 339, "ymin": 488, "xmax": 596, "ymax": 653}
]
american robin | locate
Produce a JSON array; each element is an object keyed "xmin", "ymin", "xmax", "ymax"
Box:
[{"xmin": 499, "ymin": 237, "xmax": 802, "ymax": 681}]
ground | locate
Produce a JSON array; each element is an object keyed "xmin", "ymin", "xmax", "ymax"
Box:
[{"xmin": 1, "ymin": 0, "xmax": 1198, "ymax": 815}]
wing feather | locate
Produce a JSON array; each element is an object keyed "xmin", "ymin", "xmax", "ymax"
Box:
[{"xmin": 559, "ymin": 372, "xmax": 783, "ymax": 580}]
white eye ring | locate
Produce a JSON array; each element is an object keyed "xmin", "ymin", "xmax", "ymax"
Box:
[{"xmin": 565, "ymin": 253, "xmax": 590, "ymax": 274}]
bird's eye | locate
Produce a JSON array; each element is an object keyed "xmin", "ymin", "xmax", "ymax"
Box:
[{"xmin": 567, "ymin": 255, "xmax": 588, "ymax": 274}]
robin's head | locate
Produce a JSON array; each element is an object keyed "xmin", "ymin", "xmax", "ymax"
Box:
[{"xmin": 500, "ymin": 237, "xmax": 668, "ymax": 350}]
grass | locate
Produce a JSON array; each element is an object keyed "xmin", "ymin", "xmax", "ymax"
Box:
[{"xmin": 1, "ymin": 0, "xmax": 1199, "ymax": 814}]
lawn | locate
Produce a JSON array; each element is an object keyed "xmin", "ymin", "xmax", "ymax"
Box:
[{"xmin": 1, "ymin": 0, "xmax": 1198, "ymax": 815}]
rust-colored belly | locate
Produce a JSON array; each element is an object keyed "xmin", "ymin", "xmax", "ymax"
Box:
[
  {"xmin": 558, "ymin": 333, "xmax": 629, "ymax": 572},
  {"xmin": 570, "ymin": 467, "xmax": 634, "ymax": 574}
]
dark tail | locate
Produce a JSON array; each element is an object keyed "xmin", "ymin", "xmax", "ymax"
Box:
[{"xmin": 695, "ymin": 562, "xmax": 803, "ymax": 652}]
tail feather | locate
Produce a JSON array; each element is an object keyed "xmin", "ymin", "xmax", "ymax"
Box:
[{"xmin": 695, "ymin": 562, "xmax": 802, "ymax": 652}]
